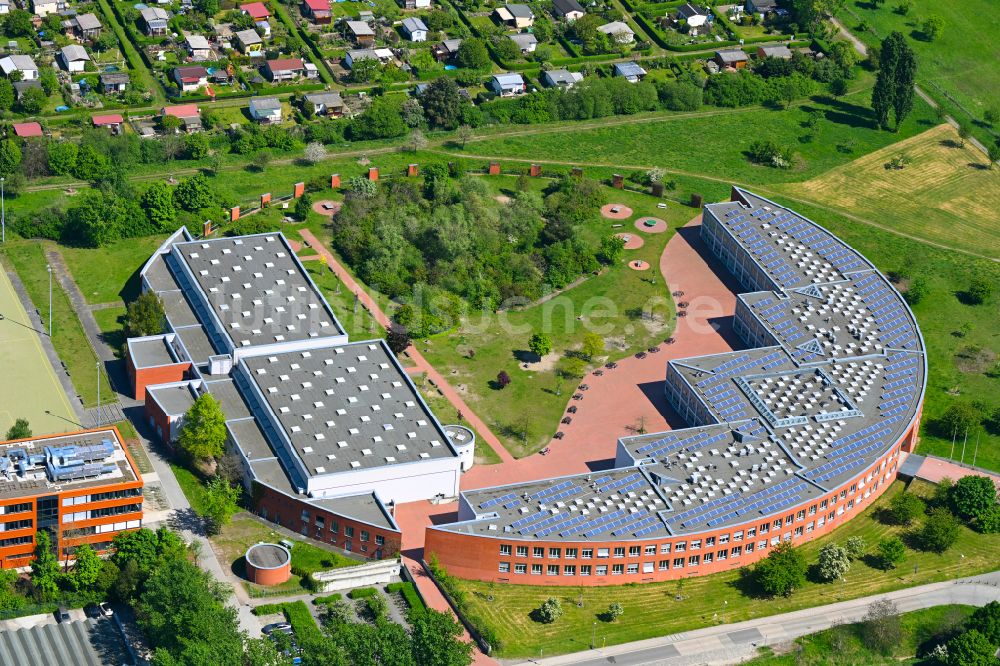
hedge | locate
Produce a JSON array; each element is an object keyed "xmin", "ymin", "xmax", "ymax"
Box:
[
  {"xmin": 347, "ymin": 587, "xmax": 378, "ymax": 599},
  {"xmin": 251, "ymin": 601, "xmax": 323, "ymax": 643},
  {"xmin": 312, "ymin": 592, "xmax": 343, "ymax": 605},
  {"xmin": 386, "ymin": 582, "xmax": 426, "ymax": 616}
]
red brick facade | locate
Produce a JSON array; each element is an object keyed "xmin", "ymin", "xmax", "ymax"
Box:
[
  {"xmin": 425, "ymin": 421, "xmax": 918, "ymax": 586},
  {"xmin": 127, "ymin": 355, "xmax": 191, "ymax": 400}
]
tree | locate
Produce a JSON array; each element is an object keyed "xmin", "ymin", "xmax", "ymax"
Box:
[
  {"xmin": 294, "ymin": 194, "xmax": 312, "ymax": 222},
  {"xmin": 4, "ymin": 10, "xmax": 34, "ymax": 37},
  {"xmin": 918, "ymin": 507, "xmax": 961, "ymax": 553},
  {"xmin": 754, "ymin": 541, "xmax": 806, "ymax": 597},
  {"xmin": 887, "ymin": 491, "xmax": 925, "ymax": 526},
  {"xmin": 944, "ymin": 629, "xmax": 996, "ymax": 666},
  {"xmin": 496, "ymin": 370, "xmax": 511, "ymax": 389},
  {"xmin": 0, "ymin": 139, "xmax": 21, "ymax": 176},
  {"xmin": 922, "ymin": 14, "xmax": 944, "ymax": 40},
  {"xmin": 348, "ymin": 176, "xmax": 377, "ymax": 199},
  {"xmin": 456, "ymin": 124, "xmax": 473, "ymax": 149},
  {"xmin": 938, "ymin": 402, "xmax": 982, "ymax": 439},
  {"xmin": 0, "ymin": 79, "xmax": 13, "ymax": 112},
  {"xmin": 987, "ymin": 141, "xmax": 1000, "ymax": 169},
  {"xmin": 860, "ymin": 599, "xmax": 902, "ymax": 654},
  {"xmin": 599, "ymin": 234, "xmax": 625, "ymax": 264},
  {"xmin": 950, "ymin": 475, "xmax": 997, "ymax": 520},
  {"xmin": 407, "ymin": 129, "xmax": 428, "ymax": 153},
  {"xmin": 174, "ymin": 173, "xmax": 215, "ymax": 211},
  {"xmin": 140, "ymin": 182, "xmax": 177, "ymax": 232},
  {"xmin": 69, "ymin": 544, "xmax": 102, "ymax": 591},
  {"xmin": 410, "ymin": 609, "xmax": 474, "ymax": 666},
  {"xmin": 202, "ymin": 477, "xmax": 241, "ymax": 535},
  {"xmin": 244, "ymin": 636, "xmax": 285, "ymax": 666},
  {"xmin": 125, "ymin": 291, "xmax": 165, "ymax": 338},
  {"xmin": 976, "ymin": 504, "xmax": 1000, "ymax": 534},
  {"xmin": 816, "ymin": 542, "xmax": 851, "ymax": 581},
  {"xmin": 456, "ymin": 38, "xmax": 490, "ymax": 70},
  {"xmin": 177, "ymin": 393, "xmax": 227, "ymax": 461},
  {"xmin": 872, "ymin": 32, "xmax": 917, "ymax": 130},
  {"xmin": 969, "ymin": 601, "xmax": 1000, "ymax": 645},
  {"xmin": 421, "ymin": 77, "xmax": 466, "ymax": 130},
  {"xmin": 528, "ymin": 333, "xmax": 553, "ymax": 359},
  {"xmin": 386, "ymin": 324, "xmax": 411, "ymax": 355},
  {"xmin": 349, "ymin": 97, "xmax": 407, "ymax": 141},
  {"xmin": 251, "ymin": 150, "xmax": 272, "ymax": 172},
  {"xmin": 30, "ymin": 530, "xmax": 60, "ymax": 600},
  {"xmin": 184, "ymin": 132, "xmax": 210, "ymax": 160},
  {"xmin": 606, "ymin": 602, "xmax": 624, "ymax": 622},
  {"xmin": 536, "ymin": 597, "xmax": 563, "ymax": 624},
  {"xmin": 111, "ymin": 528, "xmax": 160, "ymax": 571},
  {"xmin": 582, "ymin": 332, "xmax": 604, "ymax": 360},
  {"xmin": 304, "ymin": 141, "xmax": 327, "ymax": 164},
  {"xmin": 47, "ymin": 141, "xmax": 78, "ymax": 176},
  {"xmin": 876, "ymin": 536, "xmax": 905, "ymax": 569},
  {"xmin": 967, "ymin": 277, "xmax": 994, "ymax": 305},
  {"xmin": 5, "ymin": 418, "xmax": 31, "ymax": 440},
  {"xmin": 17, "ymin": 86, "xmax": 47, "ymax": 115}
]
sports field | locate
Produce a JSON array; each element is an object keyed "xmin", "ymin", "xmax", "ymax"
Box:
[{"xmin": 0, "ymin": 266, "xmax": 79, "ymax": 436}]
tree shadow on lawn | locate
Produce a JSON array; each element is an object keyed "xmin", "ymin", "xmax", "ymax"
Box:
[{"xmin": 512, "ymin": 349, "xmax": 541, "ymax": 364}]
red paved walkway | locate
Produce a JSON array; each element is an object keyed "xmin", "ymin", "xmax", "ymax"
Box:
[{"xmin": 915, "ymin": 455, "xmax": 1000, "ymax": 487}]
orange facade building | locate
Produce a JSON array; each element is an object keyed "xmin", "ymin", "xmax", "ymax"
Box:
[{"xmin": 0, "ymin": 428, "xmax": 143, "ymax": 568}]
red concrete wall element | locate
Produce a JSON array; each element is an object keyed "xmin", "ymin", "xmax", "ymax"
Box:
[
  {"xmin": 368, "ymin": 167, "xmax": 379, "ymax": 181},
  {"xmin": 530, "ymin": 164, "xmax": 541, "ymax": 177},
  {"xmin": 293, "ymin": 182, "xmax": 305, "ymax": 198},
  {"xmin": 247, "ymin": 559, "xmax": 291, "ymax": 585},
  {"xmin": 231, "ymin": 206, "xmax": 240, "ymax": 222},
  {"xmin": 144, "ymin": 394, "xmax": 176, "ymax": 446},
  {"xmin": 203, "ymin": 220, "xmax": 213, "ymax": 237},
  {"xmin": 488, "ymin": 162, "xmax": 501, "ymax": 176},
  {"xmin": 426, "ymin": 432, "xmax": 914, "ymax": 586},
  {"xmin": 253, "ymin": 483, "xmax": 402, "ymax": 560},
  {"xmin": 408, "ymin": 164, "xmax": 418, "ymax": 177},
  {"xmin": 261, "ymin": 193, "xmax": 272, "ymax": 208},
  {"xmin": 331, "ymin": 174, "xmax": 341, "ymax": 188},
  {"xmin": 612, "ymin": 174, "xmax": 624, "ymax": 189},
  {"xmin": 130, "ymin": 362, "xmax": 190, "ymax": 401}
]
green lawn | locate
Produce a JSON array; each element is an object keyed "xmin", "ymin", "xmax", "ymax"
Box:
[
  {"xmin": 410, "ymin": 372, "xmax": 501, "ymax": 466},
  {"xmin": 450, "ymin": 83, "xmax": 941, "ymax": 187},
  {"xmin": 746, "ymin": 604, "xmax": 974, "ymax": 665},
  {"xmin": 304, "ymin": 261, "xmax": 386, "ymax": 340},
  {"xmin": 1, "ymin": 241, "xmax": 113, "ymax": 408},
  {"xmin": 835, "ymin": 0, "xmax": 1000, "ymax": 145},
  {"xmin": 418, "ymin": 180, "xmax": 681, "ymax": 458},
  {"xmin": 447, "ymin": 481, "xmax": 1000, "ymax": 657},
  {"xmin": 60, "ymin": 236, "xmax": 167, "ymax": 305}
]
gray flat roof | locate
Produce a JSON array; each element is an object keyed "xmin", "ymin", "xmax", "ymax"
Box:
[
  {"xmin": 161, "ymin": 290, "xmax": 200, "ymax": 327},
  {"xmin": 241, "ymin": 340, "xmax": 456, "ymax": 477},
  {"xmin": 173, "ymin": 324, "xmax": 217, "ymax": 365},
  {"xmin": 0, "ymin": 429, "xmax": 138, "ymax": 501},
  {"xmin": 128, "ymin": 336, "xmax": 177, "ymax": 368},
  {"xmin": 311, "ymin": 492, "xmax": 396, "ymax": 531},
  {"xmin": 246, "ymin": 542, "xmax": 289, "ymax": 568},
  {"xmin": 142, "ymin": 253, "xmax": 181, "ymax": 293},
  {"xmin": 148, "ymin": 383, "xmax": 197, "ymax": 416},
  {"xmin": 172, "ymin": 234, "xmax": 345, "ymax": 349},
  {"xmin": 204, "ymin": 378, "xmax": 253, "ymax": 420},
  {"xmin": 0, "ymin": 618, "xmax": 131, "ymax": 666}
]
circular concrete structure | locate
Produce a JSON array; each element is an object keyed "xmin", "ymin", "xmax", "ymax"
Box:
[
  {"xmin": 615, "ymin": 232, "xmax": 645, "ymax": 250},
  {"xmin": 445, "ymin": 424, "xmax": 476, "ymax": 472},
  {"xmin": 245, "ymin": 543, "xmax": 292, "ymax": 586},
  {"xmin": 601, "ymin": 204, "xmax": 633, "ymax": 220}
]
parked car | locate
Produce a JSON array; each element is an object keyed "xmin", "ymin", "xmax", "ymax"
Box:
[
  {"xmin": 262, "ymin": 622, "xmax": 293, "ymax": 635},
  {"xmin": 85, "ymin": 602, "xmax": 114, "ymax": 619},
  {"xmin": 55, "ymin": 607, "xmax": 71, "ymax": 623}
]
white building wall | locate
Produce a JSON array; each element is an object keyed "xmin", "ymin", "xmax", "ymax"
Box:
[{"xmin": 307, "ymin": 455, "xmax": 461, "ymax": 504}]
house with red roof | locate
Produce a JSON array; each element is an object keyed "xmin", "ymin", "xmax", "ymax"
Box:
[
  {"xmin": 92, "ymin": 114, "xmax": 124, "ymax": 134},
  {"xmin": 264, "ymin": 58, "xmax": 304, "ymax": 82},
  {"xmin": 161, "ymin": 104, "xmax": 202, "ymax": 132},
  {"xmin": 12, "ymin": 122, "xmax": 42, "ymax": 138},
  {"xmin": 301, "ymin": 0, "xmax": 331, "ymax": 23},
  {"xmin": 240, "ymin": 2, "xmax": 272, "ymax": 36}
]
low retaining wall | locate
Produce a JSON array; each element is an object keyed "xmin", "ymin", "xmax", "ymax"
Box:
[{"xmin": 312, "ymin": 558, "xmax": 402, "ymax": 592}]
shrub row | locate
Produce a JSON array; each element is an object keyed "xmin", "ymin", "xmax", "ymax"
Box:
[
  {"xmin": 386, "ymin": 582, "xmax": 426, "ymax": 616},
  {"xmin": 347, "ymin": 587, "xmax": 378, "ymax": 599},
  {"xmin": 312, "ymin": 592, "xmax": 342, "ymax": 605}
]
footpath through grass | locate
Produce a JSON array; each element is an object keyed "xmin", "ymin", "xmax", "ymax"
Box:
[
  {"xmin": 746, "ymin": 604, "xmax": 975, "ymax": 665},
  {"xmin": 449, "ymin": 481, "xmax": 1000, "ymax": 657}
]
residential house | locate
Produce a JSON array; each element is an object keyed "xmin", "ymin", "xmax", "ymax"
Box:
[
  {"xmin": 92, "ymin": 114, "xmax": 124, "ymax": 133},
  {"xmin": 304, "ymin": 62, "xmax": 319, "ymax": 79},
  {"xmin": 100, "ymin": 71, "xmax": 129, "ymax": 93},
  {"xmin": 304, "ymin": 91, "xmax": 344, "ymax": 116},
  {"xmin": 12, "ymin": 122, "xmax": 42, "ymax": 138},
  {"xmin": 0, "ymin": 0, "xmax": 9, "ymax": 14},
  {"xmin": 489, "ymin": 72, "xmax": 526, "ymax": 96},
  {"xmin": 344, "ymin": 48, "xmax": 393, "ymax": 69},
  {"xmin": 542, "ymin": 68, "xmax": 583, "ymax": 88},
  {"xmin": 13, "ymin": 80, "xmax": 41, "ymax": 100},
  {"xmin": 161, "ymin": 104, "xmax": 202, "ymax": 132},
  {"xmin": 715, "ymin": 48, "xmax": 749, "ymax": 69},
  {"xmin": 174, "ymin": 65, "xmax": 209, "ymax": 91},
  {"xmin": 301, "ymin": 0, "xmax": 331, "ymax": 24},
  {"xmin": 67, "ymin": 12, "xmax": 102, "ymax": 40},
  {"xmin": 346, "ymin": 20, "xmax": 375, "ymax": 46},
  {"xmin": 248, "ymin": 96, "xmax": 282, "ymax": 123},
  {"xmin": 264, "ymin": 58, "xmax": 304, "ymax": 82},
  {"xmin": 234, "ymin": 28, "xmax": 263, "ymax": 53},
  {"xmin": 140, "ymin": 7, "xmax": 170, "ymax": 36},
  {"xmin": 432, "ymin": 38, "xmax": 462, "ymax": 61},
  {"xmin": 756, "ymin": 44, "xmax": 793, "ymax": 59},
  {"xmin": 186, "ymin": 34, "xmax": 212, "ymax": 60},
  {"xmin": 58, "ymin": 44, "xmax": 90, "ymax": 72},
  {"xmin": 240, "ymin": 2, "xmax": 271, "ymax": 37},
  {"xmin": 597, "ymin": 21, "xmax": 635, "ymax": 44},
  {"xmin": 508, "ymin": 32, "xmax": 537, "ymax": 54},
  {"xmin": 493, "ymin": 4, "xmax": 534, "ymax": 29},
  {"xmin": 0, "ymin": 55, "xmax": 38, "ymax": 80},
  {"xmin": 745, "ymin": 0, "xmax": 776, "ymax": 14},
  {"xmin": 613, "ymin": 61, "xmax": 646, "ymax": 82},
  {"xmin": 211, "ymin": 69, "xmax": 234, "ymax": 85},
  {"xmin": 31, "ymin": 0, "xmax": 65, "ymax": 17},
  {"xmin": 676, "ymin": 3, "xmax": 710, "ymax": 34},
  {"xmin": 551, "ymin": 0, "xmax": 585, "ymax": 21},
  {"xmin": 402, "ymin": 0, "xmax": 431, "ymax": 8},
  {"xmin": 402, "ymin": 17, "xmax": 428, "ymax": 42}
]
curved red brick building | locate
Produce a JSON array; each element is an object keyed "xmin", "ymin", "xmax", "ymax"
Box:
[
  {"xmin": 425, "ymin": 188, "xmax": 926, "ymax": 585},
  {"xmin": 245, "ymin": 542, "xmax": 292, "ymax": 585}
]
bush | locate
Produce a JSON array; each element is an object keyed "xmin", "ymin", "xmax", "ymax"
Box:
[
  {"xmin": 386, "ymin": 582, "xmax": 426, "ymax": 616},
  {"xmin": 747, "ymin": 139, "xmax": 793, "ymax": 168},
  {"xmin": 886, "ymin": 491, "xmax": 925, "ymax": 526},
  {"xmin": 917, "ymin": 507, "xmax": 961, "ymax": 553},
  {"xmin": 347, "ymin": 587, "xmax": 377, "ymax": 599},
  {"xmin": 535, "ymin": 597, "xmax": 563, "ymax": 624},
  {"xmin": 312, "ymin": 593, "xmax": 342, "ymax": 605}
]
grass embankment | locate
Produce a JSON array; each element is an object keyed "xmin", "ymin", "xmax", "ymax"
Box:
[
  {"xmin": 747, "ymin": 604, "xmax": 975, "ymax": 665},
  {"xmin": 1, "ymin": 241, "xmax": 113, "ymax": 408},
  {"xmin": 60, "ymin": 235, "xmax": 168, "ymax": 305},
  {"xmin": 448, "ymin": 481, "xmax": 1000, "ymax": 657}
]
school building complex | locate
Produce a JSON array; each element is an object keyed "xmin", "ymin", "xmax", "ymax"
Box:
[{"xmin": 423, "ymin": 188, "xmax": 926, "ymax": 585}]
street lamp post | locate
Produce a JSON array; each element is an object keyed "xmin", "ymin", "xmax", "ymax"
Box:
[
  {"xmin": 592, "ymin": 621, "xmax": 596, "ymax": 650},
  {"xmin": 47, "ymin": 264, "xmax": 52, "ymax": 337},
  {"xmin": 1, "ymin": 176, "xmax": 5, "ymax": 244},
  {"xmin": 96, "ymin": 361, "xmax": 101, "ymax": 426}
]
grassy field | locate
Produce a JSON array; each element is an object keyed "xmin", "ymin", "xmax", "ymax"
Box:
[
  {"xmin": 303, "ymin": 260, "xmax": 386, "ymax": 341},
  {"xmin": 60, "ymin": 235, "xmax": 168, "ymax": 305},
  {"xmin": 1, "ymin": 242, "xmax": 113, "ymax": 409},
  {"xmin": 410, "ymin": 372, "xmax": 501, "ymax": 466},
  {"xmin": 835, "ymin": 0, "xmax": 1000, "ymax": 145},
  {"xmin": 774, "ymin": 124, "xmax": 1000, "ymax": 258},
  {"xmin": 0, "ymin": 260, "xmax": 79, "ymax": 435},
  {"xmin": 418, "ymin": 180, "xmax": 682, "ymax": 458},
  {"xmin": 450, "ymin": 85, "xmax": 941, "ymax": 187},
  {"xmin": 746, "ymin": 604, "xmax": 974, "ymax": 665},
  {"xmin": 448, "ymin": 480, "xmax": 1000, "ymax": 657}
]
